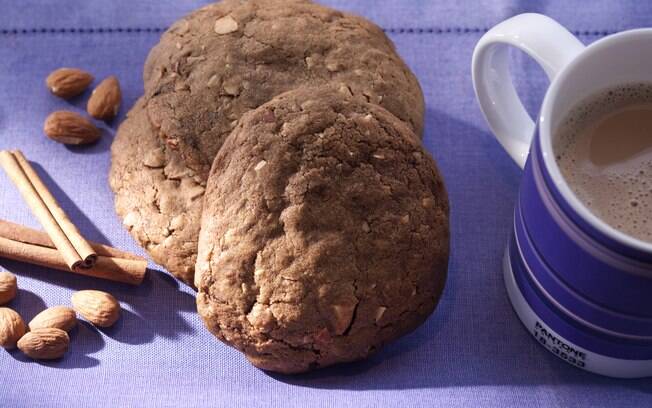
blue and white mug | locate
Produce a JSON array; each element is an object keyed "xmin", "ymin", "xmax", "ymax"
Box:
[{"xmin": 472, "ymin": 13, "xmax": 652, "ymax": 378}]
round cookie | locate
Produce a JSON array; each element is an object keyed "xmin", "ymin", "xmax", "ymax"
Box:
[
  {"xmin": 144, "ymin": 0, "xmax": 424, "ymax": 178},
  {"xmin": 195, "ymin": 87, "xmax": 449, "ymax": 373},
  {"xmin": 109, "ymin": 98, "xmax": 204, "ymax": 287}
]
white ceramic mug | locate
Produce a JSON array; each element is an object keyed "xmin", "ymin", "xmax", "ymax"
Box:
[{"xmin": 472, "ymin": 13, "xmax": 652, "ymax": 378}]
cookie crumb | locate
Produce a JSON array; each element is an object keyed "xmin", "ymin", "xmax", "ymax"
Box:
[
  {"xmin": 223, "ymin": 82, "xmax": 239, "ymax": 96},
  {"xmin": 175, "ymin": 20, "xmax": 190, "ymax": 35},
  {"xmin": 187, "ymin": 185, "xmax": 205, "ymax": 200},
  {"xmin": 331, "ymin": 304, "xmax": 356, "ymax": 335},
  {"xmin": 374, "ymin": 306, "xmax": 387, "ymax": 323},
  {"xmin": 187, "ymin": 56, "xmax": 206, "ymax": 64},
  {"xmin": 143, "ymin": 147, "xmax": 165, "ymax": 168},
  {"xmin": 207, "ymin": 74, "xmax": 220, "ymax": 88},
  {"xmin": 123, "ymin": 212, "xmax": 139, "ymax": 228},
  {"xmin": 254, "ymin": 160, "xmax": 267, "ymax": 171},
  {"xmin": 326, "ymin": 62, "xmax": 341, "ymax": 72},
  {"xmin": 214, "ymin": 15, "xmax": 238, "ymax": 34}
]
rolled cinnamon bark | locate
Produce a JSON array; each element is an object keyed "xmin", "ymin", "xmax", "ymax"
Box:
[
  {"xmin": 0, "ymin": 234, "xmax": 147, "ymax": 286},
  {"xmin": 0, "ymin": 150, "xmax": 85, "ymax": 270},
  {"xmin": 0, "ymin": 219, "xmax": 142, "ymax": 261},
  {"xmin": 12, "ymin": 150, "xmax": 97, "ymax": 267}
]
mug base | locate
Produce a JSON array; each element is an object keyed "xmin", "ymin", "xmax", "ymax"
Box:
[{"xmin": 503, "ymin": 245, "xmax": 652, "ymax": 378}]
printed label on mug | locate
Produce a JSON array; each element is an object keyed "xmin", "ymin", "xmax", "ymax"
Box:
[{"xmin": 532, "ymin": 321, "xmax": 587, "ymax": 369}]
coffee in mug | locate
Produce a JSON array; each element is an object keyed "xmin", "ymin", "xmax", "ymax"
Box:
[{"xmin": 555, "ymin": 83, "xmax": 652, "ymax": 243}]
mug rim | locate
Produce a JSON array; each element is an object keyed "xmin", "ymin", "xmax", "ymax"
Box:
[{"xmin": 539, "ymin": 28, "xmax": 652, "ymax": 255}]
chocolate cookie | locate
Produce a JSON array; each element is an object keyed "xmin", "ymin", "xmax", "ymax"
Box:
[
  {"xmin": 109, "ymin": 98, "xmax": 203, "ymax": 286},
  {"xmin": 144, "ymin": 0, "xmax": 424, "ymax": 177},
  {"xmin": 195, "ymin": 87, "xmax": 449, "ymax": 373}
]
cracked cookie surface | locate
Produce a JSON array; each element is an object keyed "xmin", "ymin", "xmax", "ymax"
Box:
[
  {"xmin": 144, "ymin": 0, "xmax": 424, "ymax": 178},
  {"xmin": 195, "ymin": 87, "xmax": 449, "ymax": 373},
  {"xmin": 109, "ymin": 98, "xmax": 203, "ymax": 287}
]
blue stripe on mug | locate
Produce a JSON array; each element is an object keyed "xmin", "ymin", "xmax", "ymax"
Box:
[
  {"xmin": 515, "ymin": 201, "xmax": 652, "ymax": 339},
  {"xmin": 509, "ymin": 233, "xmax": 652, "ymax": 360},
  {"xmin": 514, "ymin": 201, "xmax": 652, "ymax": 342}
]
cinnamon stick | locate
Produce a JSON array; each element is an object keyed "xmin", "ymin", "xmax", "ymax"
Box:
[
  {"xmin": 0, "ymin": 150, "xmax": 96, "ymax": 269},
  {"xmin": 0, "ymin": 219, "xmax": 142, "ymax": 261},
  {"xmin": 0, "ymin": 234, "xmax": 147, "ymax": 286},
  {"xmin": 12, "ymin": 150, "xmax": 97, "ymax": 266}
]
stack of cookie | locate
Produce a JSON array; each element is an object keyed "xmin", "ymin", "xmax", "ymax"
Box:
[{"xmin": 110, "ymin": 0, "xmax": 449, "ymax": 373}]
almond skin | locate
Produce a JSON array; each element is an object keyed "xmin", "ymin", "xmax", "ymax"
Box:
[
  {"xmin": 46, "ymin": 68, "xmax": 94, "ymax": 99},
  {"xmin": 17, "ymin": 328, "xmax": 69, "ymax": 360},
  {"xmin": 0, "ymin": 271, "xmax": 17, "ymax": 305},
  {"xmin": 71, "ymin": 290, "xmax": 120, "ymax": 327},
  {"xmin": 87, "ymin": 76, "xmax": 121, "ymax": 121},
  {"xmin": 0, "ymin": 307, "xmax": 26, "ymax": 349},
  {"xmin": 44, "ymin": 111, "xmax": 101, "ymax": 145},
  {"xmin": 29, "ymin": 306, "xmax": 77, "ymax": 332}
]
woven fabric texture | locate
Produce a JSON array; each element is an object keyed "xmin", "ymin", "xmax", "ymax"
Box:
[{"xmin": 0, "ymin": 1, "xmax": 650, "ymax": 406}]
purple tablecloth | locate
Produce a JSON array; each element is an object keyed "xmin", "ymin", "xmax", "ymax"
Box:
[{"xmin": 0, "ymin": 1, "xmax": 650, "ymax": 406}]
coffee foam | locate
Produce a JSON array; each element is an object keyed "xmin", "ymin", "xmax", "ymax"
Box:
[{"xmin": 554, "ymin": 83, "xmax": 652, "ymax": 244}]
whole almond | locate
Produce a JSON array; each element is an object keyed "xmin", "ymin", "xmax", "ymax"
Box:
[
  {"xmin": 17, "ymin": 328, "xmax": 69, "ymax": 360},
  {"xmin": 44, "ymin": 111, "xmax": 101, "ymax": 145},
  {"xmin": 87, "ymin": 76, "xmax": 121, "ymax": 121},
  {"xmin": 71, "ymin": 290, "xmax": 120, "ymax": 327},
  {"xmin": 0, "ymin": 307, "xmax": 26, "ymax": 349},
  {"xmin": 46, "ymin": 67, "xmax": 94, "ymax": 99},
  {"xmin": 0, "ymin": 271, "xmax": 17, "ymax": 305},
  {"xmin": 29, "ymin": 306, "xmax": 77, "ymax": 332}
]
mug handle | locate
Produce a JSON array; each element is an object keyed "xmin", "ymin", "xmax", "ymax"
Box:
[{"xmin": 472, "ymin": 13, "xmax": 585, "ymax": 169}]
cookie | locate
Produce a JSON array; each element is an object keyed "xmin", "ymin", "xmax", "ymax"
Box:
[
  {"xmin": 109, "ymin": 98, "xmax": 203, "ymax": 286},
  {"xmin": 195, "ymin": 87, "xmax": 449, "ymax": 373},
  {"xmin": 144, "ymin": 0, "xmax": 424, "ymax": 177}
]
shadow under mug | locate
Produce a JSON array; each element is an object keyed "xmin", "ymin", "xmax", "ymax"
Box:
[{"xmin": 472, "ymin": 13, "xmax": 652, "ymax": 378}]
